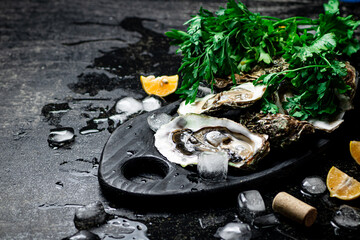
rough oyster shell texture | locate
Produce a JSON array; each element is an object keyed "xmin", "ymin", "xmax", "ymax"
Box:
[
  {"xmin": 177, "ymin": 82, "xmax": 266, "ymax": 115},
  {"xmin": 213, "ymin": 58, "xmax": 289, "ymax": 89},
  {"xmin": 273, "ymin": 62, "xmax": 358, "ymax": 133},
  {"xmin": 155, "ymin": 61, "xmax": 357, "ymax": 170},
  {"xmin": 154, "ymin": 114, "xmax": 270, "ymax": 170},
  {"xmin": 240, "ymin": 113, "xmax": 315, "ymax": 148}
]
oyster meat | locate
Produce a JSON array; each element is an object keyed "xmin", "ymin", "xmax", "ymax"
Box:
[
  {"xmin": 154, "ymin": 114, "xmax": 270, "ymax": 169},
  {"xmin": 240, "ymin": 113, "xmax": 315, "ymax": 148},
  {"xmin": 178, "ymin": 82, "xmax": 266, "ymax": 115}
]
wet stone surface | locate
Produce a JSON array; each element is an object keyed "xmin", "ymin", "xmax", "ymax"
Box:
[{"xmin": 1, "ymin": 0, "xmax": 360, "ymax": 239}]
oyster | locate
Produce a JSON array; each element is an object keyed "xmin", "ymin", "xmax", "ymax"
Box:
[
  {"xmin": 178, "ymin": 82, "xmax": 266, "ymax": 115},
  {"xmin": 154, "ymin": 114, "xmax": 270, "ymax": 169},
  {"xmin": 271, "ymin": 62, "xmax": 357, "ymax": 133},
  {"xmin": 214, "ymin": 58, "xmax": 289, "ymax": 89},
  {"xmin": 240, "ymin": 113, "xmax": 315, "ymax": 148}
]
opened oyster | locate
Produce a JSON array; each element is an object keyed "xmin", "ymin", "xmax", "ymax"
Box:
[
  {"xmin": 240, "ymin": 113, "xmax": 315, "ymax": 148},
  {"xmin": 154, "ymin": 114, "xmax": 270, "ymax": 169},
  {"xmin": 178, "ymin": 82, "xmax": 266, "ymax": 115}
]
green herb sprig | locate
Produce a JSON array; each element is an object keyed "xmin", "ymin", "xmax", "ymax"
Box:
[{"xmin": 166, "ymin": 0, "xmax": 360, "ymax": 120}]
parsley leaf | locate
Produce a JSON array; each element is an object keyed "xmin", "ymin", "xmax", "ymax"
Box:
[{"xmin": 166, "ymin": 0, "xmax": 360, "ymax": 120}]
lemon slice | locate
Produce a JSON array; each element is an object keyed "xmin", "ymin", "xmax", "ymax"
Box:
[
  {"xmin": 140, "ymin": 75, "xmax": 178, "ymax": 97},
  {"xmin": 326, "ymin": 166, "xmax": 360, "ymax": 200},
  {"xmin": 350, "ymin": 141, "xmax": 360, "ymax": 165}
]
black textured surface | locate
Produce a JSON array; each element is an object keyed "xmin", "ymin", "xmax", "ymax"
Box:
[{"xmin": 1, "ymin": 0, "xmax": 360, "ymax": 239}]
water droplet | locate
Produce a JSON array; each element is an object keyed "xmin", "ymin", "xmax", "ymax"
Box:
[
  {"xmin": 80, "ymin": 120, "xmax": 104, "ymax": 135},
  {"xmin": 126, "ymin": 151, "xmax": 135, "ymax": 157},
  {"xmin": 48, "ymin": 127, "xmax": 75, "ymax": 149},
  {"xmin": 55, "ymin": 181, "xmax": 64, "ymax": 189},
  {"xmin": 41, "ymin": 103, "xmax": 71, "ymax": 126},
  {"xmin": 81, "ymin": 113, "xmax": 91, "ymax": 118}
]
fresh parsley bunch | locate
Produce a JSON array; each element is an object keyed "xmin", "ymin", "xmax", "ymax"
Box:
[{"xmin": 166, "ymin": 0, "xmax": 360, "ymax": 120}]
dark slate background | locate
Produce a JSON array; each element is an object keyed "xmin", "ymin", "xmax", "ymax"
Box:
[{"xmin": 0, "ymin": 0, "xmax": 359, "ymax": 239}]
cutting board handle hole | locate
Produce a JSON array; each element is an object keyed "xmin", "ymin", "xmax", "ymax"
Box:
[{"xmin": 121, "ymin": 156, "xmax": 170, "ymax": 183}]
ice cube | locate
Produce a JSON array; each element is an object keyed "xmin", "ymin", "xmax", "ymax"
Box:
[
  {"xmin": 252, "ymin": 214, "xmax": 280, "ymax": 228},
  {"xmin": 333, "ymin": 205, "xmax": 360, "ymax": 229},
  {"xmin": 147, "ymin": 113, "xmax": 172, "ymax": 132},
  {"xmin": 301, "ymin": 176, "xmax": 327, "ymax": 195},
  {"xmin": 61, "ymin": 230, "xmax": 100, "ymax": 240},
  {"xmin": 74, "ymin": 201, "xmax": 107, "ymax": 230},
  {"xmin": 115, "ymin": 97, "xmax": 143, "ymax": 116},
  {"xmin": 142, "ymin": 95, "xmax": 163, "ymax": 112},
  {"xmin": 215, "ymin": 222, "xmax": 252, "ymax": 240},
  {"xmin": 197, "ymin": 151, "xmax": 228, "ymax": 182},
  {"xmin": 238, "ymin": 190, "xmax": 266, "ymax": 214}
]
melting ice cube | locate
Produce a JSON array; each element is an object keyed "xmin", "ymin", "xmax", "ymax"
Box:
[
  {"xmin": 147, "ymin": 113, "xmax": 172, "ymax": 132},
  {"xmin": 215, "ymin": 222, "xmax": 252, "ymax": 240},
  {"xmin": 333, "ymin": 205, "xmax": 360, "ymax": 229},
  {"xmin": 74, "ymin": 201, "xmax": 107, "ymax": 230},
  {"xmin": 115, "ymin": 97, "xmax": 143, "ymax": 116},
  {"xmin": 238, "ymin": 190, "xmax": 266, "ymax": 214},
  {"xmin": 301, "ymin": 176, "xmax": 327, "ymax": 195},
  {"xmin": 142, "ymin": 95, "xmax": 163, "ymax": 112},
  {"xmin": 197, "ymin": 151, "xmax": 228, "ymax": 182},
  {"xmin": 252, "ymin": 214, "xmax": 280, "ymax": 228}
]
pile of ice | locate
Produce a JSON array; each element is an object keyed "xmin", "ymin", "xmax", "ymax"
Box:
[{"xmin": 111, "ymin": 95, "xmax": 165, "ymax": 127}]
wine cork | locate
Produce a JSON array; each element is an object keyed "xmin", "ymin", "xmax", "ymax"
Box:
[{"xmin": 272, "ymin": 192, "xmax": 317, "ymax": 227}]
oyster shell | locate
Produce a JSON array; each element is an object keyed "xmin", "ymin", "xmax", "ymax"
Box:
[
  {"xmin": 154, "ymin": 114, "xmax": 270, "ymax": 169},
  {"xmin": 240, "ymin": 113, "xmax": 315, "ymax": 148},
  {"xmin": 271, "ymin": 62, "xmax": 357, "ymax": 133},
  {"xmin": 178, "ymin": 82, "xmax": 266, "ymax": 115},
  {"xmin": 214, "ymin": 58, "xmax": 289, "ymax": 89}
]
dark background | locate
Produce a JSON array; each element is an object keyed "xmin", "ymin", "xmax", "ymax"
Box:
[{"xmin": 0, "ymin": 0, "xmax": 360, "ymax": 239}]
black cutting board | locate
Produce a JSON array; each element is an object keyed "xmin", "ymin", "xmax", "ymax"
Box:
[{"xmin": 98, "ymin": 100, "xmax": 329, "ymax": 201}]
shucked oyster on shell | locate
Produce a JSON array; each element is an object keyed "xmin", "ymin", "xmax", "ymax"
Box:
[
  {"xmin": 177, "ymin": 82, "xmax": 266, "ymax": 115},
  {"xmin": 154, "ymin": 114, "xmax": 270, "ymax": 169}
]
